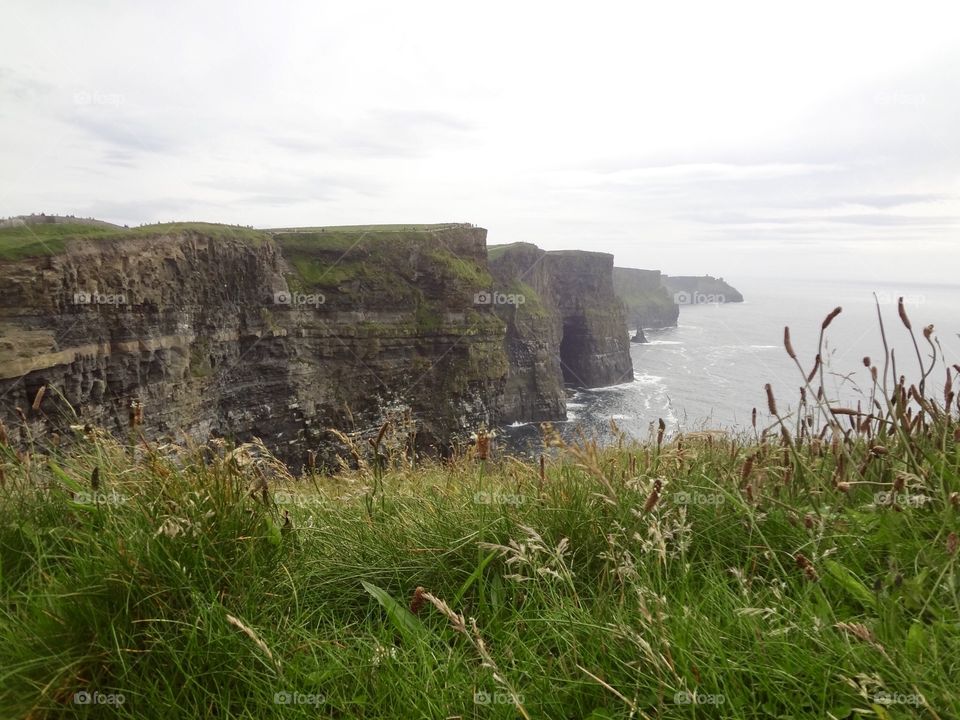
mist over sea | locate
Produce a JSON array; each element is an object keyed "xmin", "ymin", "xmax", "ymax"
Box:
[{"xmin": 500, "ymin": 277, "xmax": 960, "ymax": 456}]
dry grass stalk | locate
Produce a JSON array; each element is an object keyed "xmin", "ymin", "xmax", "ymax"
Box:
[
  {"xmin": 225, "ymin": 613, "xmax": 280, "ymax": 672},
  {"xmin": 421, "ymin": 590, "xmax": 530, "ymax": 720}
]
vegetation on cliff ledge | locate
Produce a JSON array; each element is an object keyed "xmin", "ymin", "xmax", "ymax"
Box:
[{"xmin": 1, "ymin": 306, "xmax": 958, "ymax": 718}]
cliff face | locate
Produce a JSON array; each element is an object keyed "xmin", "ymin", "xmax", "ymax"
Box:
[
  {"xmin": 612, "ymin": 267, "xmax": 680, "ymax": 329},
  {"xmin": 488, "ymin": 244, "xmax": 634, "ymax": 423},
  {"xmin": 0, "ymin": 224, "xmax": 507, "ymax": 466},
  {"xmin": 0, "ymin": 224, "xmax": 634, "ymax": 466},
  {"xmin": 546, "ymin": 252, "xmax": 634, "ymax": 387},
  {"xmin": 662, "ymin": 275, "xmax": 744, "ymax": 304},
  {"xmin": 485, "ymin": 243, "xmax": 565, "ymax": 422}
]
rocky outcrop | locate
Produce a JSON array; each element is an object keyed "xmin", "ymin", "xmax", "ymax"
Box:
[
  {"xmin": 612, "ymin": 268, "xmax": 680, "ymax": 330},
  {"xmin": 662, "ymin": 275, "xmax": 744, "ymax": 304},
  {"xmin": 0, "ymin": 223, "xmax": 633, "ymax": 466},
  {"xmin": 488, "ymin": 244, "xmax": 634, "ymax": 423}
]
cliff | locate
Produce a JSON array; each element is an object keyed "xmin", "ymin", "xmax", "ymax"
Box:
[
  {"xmin": 488, "ymin": 243, "xmax": 634, "ymax": 422},
  {"xmin": 612, "ymin": 267, "xmax": 680, "ymax": 329},
  {"xmin": 0, "ymin": 223, "xmax": 507, "ymax": 467},
  {"xmin": 0, "ymin": 222, "xmax": 633, "ymax": 466},
  {"xmin": 662, "ymin": 275, "xmax": 744, "ymax": 304}
]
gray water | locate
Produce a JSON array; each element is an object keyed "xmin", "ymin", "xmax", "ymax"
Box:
[{"xmin": 500, "ymin": 277, "xmax": 960, "ymax": 455}]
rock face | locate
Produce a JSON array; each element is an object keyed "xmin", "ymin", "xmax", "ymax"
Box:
[
  {"xmin": 612, "ymin": 267, "xmax": 680, "ymax": 330},
  {"xmin": 488, "ymin": 244, "xmax": 634, "ymax": 423},
  {"xmin": 0, "ymin": 225, "xmax": 507, "ymax": 467},
  {"xmin": 0, "ymin": 224, "xmax": 633, "ymax": 466},
  {"xmin": 662, "ymin": 275, "xmax": 744, "ymax": 304}
]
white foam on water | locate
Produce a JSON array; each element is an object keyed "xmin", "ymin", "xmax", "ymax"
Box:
[{"xmin": 634, "ymin": 373, "xmax": 665, "ymax": 385}]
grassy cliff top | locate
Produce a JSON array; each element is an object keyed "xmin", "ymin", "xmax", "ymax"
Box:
[
  {"xmin": 0, "ymin": 221, "xmax": 269, "ymax": 261},
  {"xmin": 487, "ymin": 242, "xmax": 541, "ymax": 261},
  {"xmin": 0, "ymin": 221, "xmax": 480, "ymax": 261},
  {"xmin": 266, "ymin": 223, "xmax": 472, "ymax": 233}
]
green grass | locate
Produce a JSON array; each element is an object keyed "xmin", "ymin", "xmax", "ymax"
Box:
[
  {"xmin": 273, "ymin": 226, "xmax": 493, "ymax": 299},
  {"xmin": 0, "ymin": 222, "xmax": 269, "ymax": 261},
  {"xmin": 1, "ymin": 313, "xmax": 959, "ymax": 718},
  {"xmin": 487, "ymin": 242, "xmax": 538, "ymax": 262}
]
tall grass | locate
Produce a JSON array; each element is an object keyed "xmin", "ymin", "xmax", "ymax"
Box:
[{"xmin": 0, "ymin": 299, "xmax": 958, "ymax": 718}]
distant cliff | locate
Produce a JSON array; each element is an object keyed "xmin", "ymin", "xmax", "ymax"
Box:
[
  {"xmin": 612, "ymin": 268, "xmax": 680, "ymax": 329},
  {"xmin": 0, "ymin": 222, "xmax": 633, "ymax": 466},
  {"xmin": 488, "ymin": 244, "xmax": 634, "ymax": 422},
  {"xmin": 662, "ymin": 275, "xmax": 744, "ymax": 304}
]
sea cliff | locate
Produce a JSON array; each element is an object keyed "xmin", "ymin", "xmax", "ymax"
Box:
[{"xmin": 0, "ymin": 222, "xmax": 633, "ymax": 466}]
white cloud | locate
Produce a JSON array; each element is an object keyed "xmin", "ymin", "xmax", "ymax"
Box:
[{"xmin": 1, "ymin": 0, "xmax": 959, "ymax": 283}]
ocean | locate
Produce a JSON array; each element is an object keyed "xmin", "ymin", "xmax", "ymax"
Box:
[{"xmin": 500, "ymin": 277, "xmax": 960, "ymax": 456}]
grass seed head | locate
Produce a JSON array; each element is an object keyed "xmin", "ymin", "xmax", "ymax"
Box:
[
  {"xmin": 765, "ymin": 384, "xmax": 778, "ymax": 416},
  {"xmin": 897, "ymin": 297, "xmax": 912, "ymax": 330},
  {"xmin": 822, "ymin": 306, "xmax": 842, "ymax": 330},
  {"xmin": 783, "ymin": 327, "xmax": 797, "ymax": 360}
]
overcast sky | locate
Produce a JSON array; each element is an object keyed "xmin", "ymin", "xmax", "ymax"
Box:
[{"xmin": 2, "ymin": 1, "xmax": 958, "ymax": 283}]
